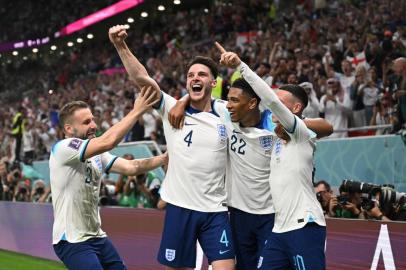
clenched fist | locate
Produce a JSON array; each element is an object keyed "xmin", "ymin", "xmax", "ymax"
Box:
[{"xmin": 109, "ymin": 25, "xmax": 128, "ymax": 45}]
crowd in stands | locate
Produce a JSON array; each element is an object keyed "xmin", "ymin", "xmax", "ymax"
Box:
[
  {"xmin": 0, "ymin": 0, "xmax": 116, "ymax": 42},
  {"xmin": 0, "ymin": 0, "xmax": 405, "ymax": 209}
]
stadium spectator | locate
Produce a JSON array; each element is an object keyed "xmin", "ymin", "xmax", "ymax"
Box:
[
  {"xmin": 319, "ymin": 78, "xmax": 352, "ymax": 138},
  {"xmin": 370, "ymin": 93, "xmax": 398, "ymax": 135},
  {"xmin": 10, "ymin": 106, "xmax": 26, "ymax": 162},
  {"xmin": 300, "ymin": 82, "xmax": 320, "ymax": 118},
  {"xmin": 390, "ymin": 57, "xmax": 406, "ymax": 129},
  {"xmin": 22, "ymin": 119, "xmax": 37, "ymax": 164}
]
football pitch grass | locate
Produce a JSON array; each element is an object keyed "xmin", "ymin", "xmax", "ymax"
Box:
[{"xmin": 0, "ymin": 249, "xmax": 66, "ymax": 270}]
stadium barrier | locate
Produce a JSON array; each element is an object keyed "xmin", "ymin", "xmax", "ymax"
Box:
[
  {"xmin": 1, "ymin": 202, "xmax": 405, "ymax": 270},
  {"xmin": 30, "ymin": 135, "xmax": 406, "ymax": 191}
]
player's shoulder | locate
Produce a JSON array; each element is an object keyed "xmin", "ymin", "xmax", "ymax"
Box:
[{"xmin": 51, "ymin": 138, "xmax": 87, "ymax": 155}]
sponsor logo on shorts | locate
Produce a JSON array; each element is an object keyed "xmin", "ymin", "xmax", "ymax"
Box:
[
  {"xmin": 219, "ymin": 249, "xmax": 230, "ymax": 255},
  {"xmin": 165, "ymin": 249, "xmax": 176, "ymax": 261},
  {"xmin": 257, "ymin": 256, "xmax": 263, "ymax": 268}
]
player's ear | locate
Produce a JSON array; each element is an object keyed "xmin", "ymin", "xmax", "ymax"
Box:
[
  {"xmin": 210, "ymin": 78, "xmax": 217, "ymax": 88},
  {"xmin": 64, "ymin": 123, "xmax": 73, "ymax": 136},
  {"xmin": 248, "ymin": 97, "xmax": 258, "ymax": 110},
  {"xmin": 292, "ymin": 102, "xmax": 303, "ymax": 114}
]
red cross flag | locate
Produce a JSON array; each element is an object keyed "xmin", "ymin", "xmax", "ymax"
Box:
[{"xmin": 346, "ymin": 51, "xmax": 370, "ymax": 69}]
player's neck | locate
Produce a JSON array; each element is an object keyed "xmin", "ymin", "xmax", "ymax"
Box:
[
  {"xmin": 240, "ymin": 109, "xmax": 261, "ymax": 128},
  {"xmin": 190, "ymin": 98, "xmax": 212, "ymax": 112}
]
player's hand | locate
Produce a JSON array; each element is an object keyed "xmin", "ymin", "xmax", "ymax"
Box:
[
  {"xmin": 215, "ymin": 42, "xmax": 241, "ymax": 68},
  {"xmin": 133, "ymin": 86, "xmax": 158, "ymax": 115},
  {"xmin": 109, "ymin": 25, "xmax": 128, "ymax": 45},
  {"xmin": 168, "ymin": 99, "xmax": 187, "ymax": 129},
  {"xmin": 161, "ymin": 151, "xmax": 169, "ymax": 167},
  {"xmin": 328, "ymin": 196, "xmax": 338, "ymax": 217}
]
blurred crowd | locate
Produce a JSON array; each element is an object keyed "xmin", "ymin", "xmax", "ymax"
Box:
[
  {"xmin": 0, "ymin": 0, "xmax": 116, "ymax": 42},
  {"xmin": 0, "ymin": 0, "xmax": 405, "ymax": 208}
]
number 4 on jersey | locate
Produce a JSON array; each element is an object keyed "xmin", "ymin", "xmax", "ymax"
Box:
[{"xmin": 184, "ymin": 130, "xmax": 193, "ymax": 147}]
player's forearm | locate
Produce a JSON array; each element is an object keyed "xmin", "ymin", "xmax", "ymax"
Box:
[
  {"xmin": 304, "ymin": 118, "xmax": 333, "ymax": 138},
  {"xmin": 128, "ymin": 154, "xmax": 166, "ymax": 175},
  {"xmin": 114, "ymin": 41, "xmax": 148, "ymax": 81},
  {"xmin": 97, "ymin": 110, "xmax": 141, "ymax": 151},
  {"xmin": 238, "ymin": 61, "xmax": 296, "ymax": 131},
  {"xmin": 114, "ymin": 42, "xmax": 161, "ymax": 97}
]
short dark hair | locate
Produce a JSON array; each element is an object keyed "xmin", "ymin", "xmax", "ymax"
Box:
[
  {"xmin": 59, "ymin": 101, "xmax": 89, "ymax": 127},
  {"xmin": 186, "ymin": 56, "xmax": 218, "ymax": 79},
  {"xmin": 314, "ymin": 180, "xmax": 331, "ymax": 191},
  {"xmin": 231, "ymin": 78, "xmax": 261, "ymax": 104},
  {"xmin": 279, "ymin": 84, "xmax": 308, "ymax": 109}
]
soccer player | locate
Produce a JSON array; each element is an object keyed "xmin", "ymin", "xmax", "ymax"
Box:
[
  {"xmin": 50, "ymin": 87, "xmax": 169, "ymax": 270},
  {"xmin": 217, "ymin": 44, "xmax": 326, "ymax": 270},
  {"xmin": 167, "ymin": 58, "xmax": 332, "ymax": 270},
  {"xmin": 109, "ymin": 25, "xmax": 235, "ymax": 270}
]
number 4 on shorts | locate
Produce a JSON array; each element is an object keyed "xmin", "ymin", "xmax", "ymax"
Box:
[{"xmin": 220, "ymin": 230, "xmax": 229, "ymax": 247}]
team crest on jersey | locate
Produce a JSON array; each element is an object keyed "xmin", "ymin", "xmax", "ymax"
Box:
[
  {"xmin": 68, "ymin": 139, "xmax": 82, "ymax": 150},
  {"xmin": 259, "ymin": 136, "xmax": 273, "ymax": 150},
  {"xmin": 165, "ymin": 249, "xmax": 176, "ymax": 261},
  {"xmin": 94, "ymin": 156, "xmax": 102, "ymax": 172},
  {"xmin": 217, "ymin": 124, "xmax": 227, "ymax": 142}
]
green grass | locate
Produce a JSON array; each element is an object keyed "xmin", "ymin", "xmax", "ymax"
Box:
[{"xmin": 0, "ymin": 249, "xmax": 66, "ymax": 270}]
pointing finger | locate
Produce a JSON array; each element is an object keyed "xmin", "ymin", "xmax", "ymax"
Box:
[{"xmin": 215, "ymin": 42, "xmax": 227, "ymax": 54}]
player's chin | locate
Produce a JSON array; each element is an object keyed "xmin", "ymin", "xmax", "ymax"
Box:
[{"xmin": 230, "ymin": 115, "xmax": 239, "ymax": 122}]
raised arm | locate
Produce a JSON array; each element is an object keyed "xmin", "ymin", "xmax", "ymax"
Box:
[
  {"xmin": 83, "ymin": 87, "xmax": 157, "ymax": 160},
  {"xmin": 215, "ymin": 42, "xmax": 296, "ymax": 132},
  {"xmin": 109, "ymin": 25, "xmax": 161, "ymax": 101}
]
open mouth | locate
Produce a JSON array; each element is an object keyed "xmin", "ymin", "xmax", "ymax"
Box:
[{"xmin": 191, "ymin": 84, "xmax": 203, "ymax": 92}]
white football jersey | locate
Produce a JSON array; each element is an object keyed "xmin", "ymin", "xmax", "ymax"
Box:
[
  {"xmin": 214, "ymin": 101, "xmax": 275, "ymax": 214},
  {"xmin": 158, "ymin": 92, "xmax": 228, "ymax": 212},
  {"xmin": 238, "ymin": 61, "xmax": 325, "ymax": 233},
  {"xmin": 50, "ymin": 138, "xmax": 117, "ymax": 244},
  {"xmin": 269, "ymin": 117, "xmax": 326, "ymax": 233}
]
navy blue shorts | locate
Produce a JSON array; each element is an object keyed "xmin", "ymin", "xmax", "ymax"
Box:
[
  {"xmin": 229, "ymin": 207, "xmax": 275, "ymax": 270},
  {"xmin": 257, "ymin": 223, "xmax": 326, "ymax": 270},
  {"xmin": 53, "ymin": 237, "xmax": 126, "ymax": 270},
  {"xmin": 157, "ymin": 203, "xmax": 235, "ymax": 268}
]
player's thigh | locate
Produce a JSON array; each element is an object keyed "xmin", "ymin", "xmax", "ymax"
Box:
[
  {"xmin": 211, "ymin": 258, "xmax": 235, "ymax": 270},
  {"xmin": 256, "ymin": 213, "xmax": 275, "ymax": 256},
  {"xmin": 53, "ymin": 240, "xmax": 103, "ymax": 270},
  {"xmin": 257, "ymin": 232, "xmax": 290, "ymax": 270},
  {"xmin": 199, "ymin": 211, "xmax": 235, "ymax": 265},
  {"xmin": 98, "ymin": 237, "xmax": 127, "ymax": 270},
  {"xmin": 229, "ymin": 208, "xmax": 258, "ymax": 270},
  {"xmin": 157, "ymin": 203, "xmax": 199, "ymax": 268},
  {"xmin": 288, "ymin": 224, "xmax": 326, "ymax": 270}
]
